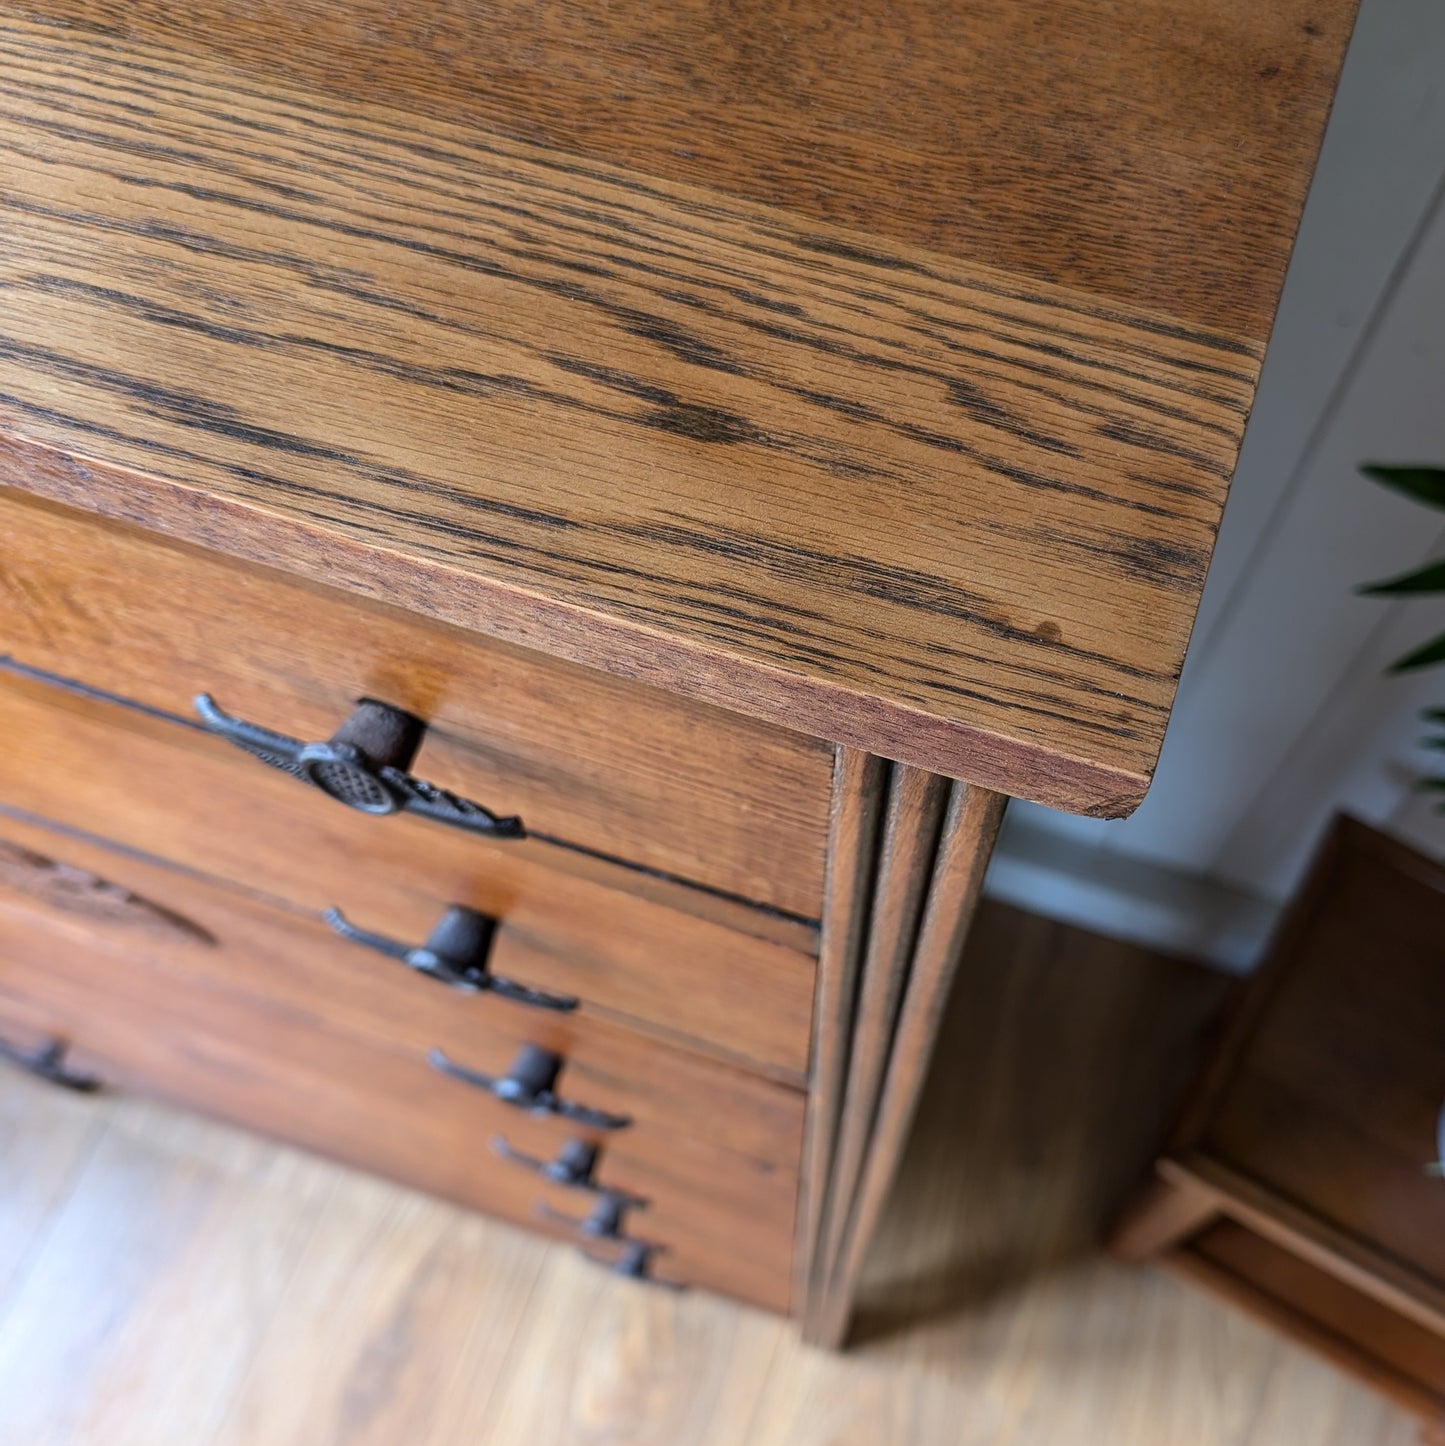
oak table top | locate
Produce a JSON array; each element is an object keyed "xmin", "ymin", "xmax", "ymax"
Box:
[{"xmin": 0, "ymin": 2, "xmax": 1357, "ymax": 813}]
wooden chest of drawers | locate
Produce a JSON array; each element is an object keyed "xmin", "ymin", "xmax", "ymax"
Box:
[{"xmin": 0, "ymin": 2, "xmax": 1354, "ymax": 1342}]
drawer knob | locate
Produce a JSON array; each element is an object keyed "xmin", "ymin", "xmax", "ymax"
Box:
[
  {"xmin": 428, "ymin": 1044, "xmax": 631, "ymax": 1130},
  {"xmin": 0, "ymin": 1034, "xmax": 102, "ymax": 1093},
  {"xmin": 326, "ymin": 905, "xmax": 578, "ymax": 1012},
  {"xmin": 194, "ymin": 695, "xmax": 525, "ymax": 838},
  {"xmin": 491, "ymin": 1136, "xmax": 647, "ymax": 1205}
]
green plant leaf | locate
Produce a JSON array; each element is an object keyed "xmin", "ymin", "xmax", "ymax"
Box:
[
  {"xmin": 1361, "ymin": 465, "xmax": 1445, "ymax": 511},
  {"xmin": 1389, "ymin": 632, "xmax": 1445, "ymax": 673},
  {"xmin": 1417, "ymin": 776, "xmax": 1445, "ymax": 791},
  {"xmin": 1360, "ymin": 560, "xmax": 1445, "ymax": 596},
  {"xmin": 1425, "ymin": 737, "xmax": 1445, "ymax": 751},
  {"xmin": 1425, "ymin": 709, "xmax": 1445, "ymax": 725}
]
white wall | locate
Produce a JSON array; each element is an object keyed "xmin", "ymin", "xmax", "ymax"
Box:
[{"xmin": 986, "ymin": 0, "xmax": 1445, "ymax": 971}]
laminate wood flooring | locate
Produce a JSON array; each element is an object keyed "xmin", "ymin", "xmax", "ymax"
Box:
[{"xmin": 0, "ymin": 904, "xmax": 1415, "ymax": 1444}]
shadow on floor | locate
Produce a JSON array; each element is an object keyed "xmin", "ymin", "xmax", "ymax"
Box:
[{"xmin": 850, "ymin": 901, "xmax": 1236, "ymax": 1347}]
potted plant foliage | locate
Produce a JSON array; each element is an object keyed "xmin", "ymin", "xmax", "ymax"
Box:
[{"xmin": 1359, "ymin": 464, "xmax": 1445, "ymax": 809}]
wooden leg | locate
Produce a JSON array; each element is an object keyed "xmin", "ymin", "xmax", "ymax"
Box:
[
  {"xmin": 801, "ymin": 772, "xmax": 1006, "ymax": 1347},
  {"xmin": 794, "ymin": 748, "xmax": 886, "ymax": 1315},
  {"xmin": 816, "ymin": 766, "xmax": 949, "ymax": 1286},
  {"xmin": 1109, "ymin": 1172, "xmax": 1219, "ymax": 1262}
]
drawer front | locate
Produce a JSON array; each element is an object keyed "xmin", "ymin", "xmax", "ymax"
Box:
[
  {"xmin": 0, "ymin": 806, "xmax": 804, "ymax": 1169},
  {"xmin": 0, "ymin": 490, "xmax": 831, "ymax": 917},
  {"xmin": 0, "ymin": 671, "xmax": 816, "ymax": 1077},
  {"xmin": 0, "ymin": 835, "xmax": 801, "ymax": 1311}
]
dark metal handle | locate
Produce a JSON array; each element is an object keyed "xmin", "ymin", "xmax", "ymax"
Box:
[
  {"xmin": 429, "ymin": 1045, "xmax": 631, "ymax": 1130},
  {"xmin": 536, "ymin": 1196, "xmax": 683, "ymax": 1288},
  {"xmin": 0, "ymin": 1035, "xmax": 102, "ymax": 1093},
  {"xmin": 326, "ymin": 906, "xmax": 577, "ymax": 1012},
  {"xmin": 533, "ymin": 1189, "xmax": 647, "ymax": 1239},
  {"xmin": 536, "ymin": 1196, "xmax": 627, "ymax": 1239},
  {"xmin": 587, "ymin": 1239, "xmax": 686, "ymax": 1290},
  {"xmin": 195, "ymin": 694, "xmax": 525, "ymax": 838},
  {"xmin": 490, "ymin": 1136, "xmax": 648, "ymax": 1205}
]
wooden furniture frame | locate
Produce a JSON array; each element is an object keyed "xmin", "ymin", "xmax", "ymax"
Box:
[
  {"xmin": 0, "ymin": 3, "xmax": 1358, "ymax": 1345},
  {"xmin": 1114, "ymin": 819, "xmax": 1445, "ymax": 1430}
]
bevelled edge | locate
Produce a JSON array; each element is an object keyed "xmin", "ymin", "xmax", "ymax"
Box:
[{"xmin": 0, "ymin": 446, "xmax": 1155, "ymax": 814}]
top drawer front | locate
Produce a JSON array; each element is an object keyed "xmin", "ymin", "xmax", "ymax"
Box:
[{"xmin": 0, "ymin": 491, "xmax": 831, "ymax": 917}]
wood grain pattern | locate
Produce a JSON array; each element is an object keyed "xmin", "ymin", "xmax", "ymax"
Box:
[
  {"xmin": 211, "ymin": 1187, "xmax": 552, "ymax": 1446},
  {"xmin": 808, "ymin": 782, "xmax": 1006, "ymax": 1345},
  {"xmin": 0, "ymin": 889, "xmax": 800, "ymax": 1310},
  {"xmin": 1163, "ymin": 1156, "xmax": 1445, "ymax": 1340},
  {"xmin": 1199, "ymin": 821, "xmax": 1445, "ymax": 1283},
  {"xmin": 9, "ymin": 0, "xmax": 1356, "ymax": 340},
  {"xmin": 0, "ymin": 490, "xmax": 831, "ymax": 917},
  {"xmin": 0, "ymin": 804, "xmax": 808, "ymax": 1187},
  {"xmin": 481, "ymin": 1249, "xmax": 782, "ymax": 1446},
  {"xmin": 0, "ymin": 835, "xmax": 213, "ymax": 946},
  {"xmin": 854, "ymin": 900, "xmax": 1232, "ymax": 1347},
  {"xmin": 0, "ymin": 1102, "xmax": 351, "ymax": 1446},
  {"xmin": 795, "ymin": 748, "xmax": 885, "ymax": 1312},
  {"xmin": 1113, "ymin": 818, "xmax": 1445, "ymax": 1435},
  {"xmin": 815, "ymin": 766, "xmax": 949, "ymax": 1285},
  {"xmin": 1119, "ymin": 819, "xmax": 1445, "ymax": 1299},
  {"xmin": 0, "ymin": 18, "xmax": 1295, "ymax": 810},
  {"xmin": 0, "ymin": 1030, "xmax": 109, "ymax": 1309},
  {"xmin": 0, "ymin": 670, "xmax": 817, "ymax": 1078},
  {"xmin": 1176, "ymin": 1224, "xmax": 1445, "ymax": 1428}
]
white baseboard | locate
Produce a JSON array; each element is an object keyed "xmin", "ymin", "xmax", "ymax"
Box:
[{"xmin": 983, "ymin": 814, "xmax": 1280, "ymax": 975}]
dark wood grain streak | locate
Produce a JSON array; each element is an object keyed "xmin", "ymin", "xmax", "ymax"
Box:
[
  {"xmin": 0, "ymin": 19, "xmax": 1279, "ymax": 810},
  {"xmin": 0, "ymin": 838, "xmax": 213, "ymax": 947},
  {"xmin": 794, "ymin": 748, "xmax": 887, "ymax": 1314},
  {"xmin": 0, "ymin": 488, "xmax": 831, "ymax": 918},
  {"xmin": 10, "ymin": 0, "xmax": 1357, "ymax": 339},
  {"xmin": 807, "ymin": 782, "xmax": 1006, "ymax": 1346}
]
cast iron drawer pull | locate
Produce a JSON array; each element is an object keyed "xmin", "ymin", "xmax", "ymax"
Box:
[
  {"xmin": 588, "ymin": 1239, "xmax": 686, "ymax": 1290},
  {"xmin": 0, "ymin": 1035, "xmax": 102, "ymax": 1093},
  {"xmin": 491, "ymin": 1136, "xmax": 646, "ymax": 1204},
  {"xmin": 541, "ymin": 1198, "xmax": 684, "ymax": 1289},
  {"xmin": 194, "ymin": 695, "xmax": 525, "ymax": 838},
  {"xmin": 326, "ymin": 905, "xmax": 577, "ymax": 1012},
  {"xmin": 493, "ymin": 1134, "xmax": 601, "ymax": 1189},
  {"xmin": 534, "ymin": 1190, "xmax": 646, "ymax": 1239},
  {"xmin": 428, "ymin": 1044, "xmax": 631, "ymax": 1130}
]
